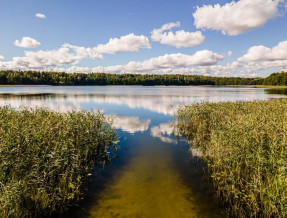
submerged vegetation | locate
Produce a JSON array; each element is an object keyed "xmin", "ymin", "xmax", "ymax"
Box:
[
  {"xmin": 175, "ymin": 99, "xmax": 287, "ymax": 217},
  {"xmin": 0, "ymin": 107, "xmax": 118, "ymax": 217}
]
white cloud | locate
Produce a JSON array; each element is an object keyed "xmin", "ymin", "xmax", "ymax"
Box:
[
  {"xmin": 151, "ymin": 22, "xmax": 205, "ymax": 48},
  {"xmin": 14, "ymin": 37, "xmax": 41, "ymax": 48},
  {"xmin": 54, "ymin": 66, "xmax": 93, "ymax": 74},
  {"xmin": 0, "ymin": 33, "xmax": 152, "ymax": 70},
  {"xmin": 21, "ymin": 48, "xmax": 82, "ymax": 67},
  {"xmin": 124, "ymin": 50, "xmax": 223, "ymax": 70},
  {"xmin": 150, "ymin": 122, "xmax": 176, "ymax": 144},
  {"xmin": 228, "ymin": 51, "xmax": 232, "ymax": 57},
  {"xmin": 237, "ymin": 72, "xmax": 259, "ymax": 78},
  {"xmin": 63, "ymin": 44, "xmax": 103, "ymax": 60},
  {"xmin": 236, "ymin": 40, "xmax": 287, "ymax": 72},
  {"xmin": 238, "ymin": 41, "xmax": 287, "ymax": 62},
  {"xmin": 60, "ymin": 34, "xmax": 151, "ymax": 58},
  {"xmin": 198, "ymin": 61, "xmax": 242, "ymax": 74},
  {"xmin": 193, "ymin": 0, "xmax": 284, "ymax": 36},
  {"xmin": 4, "ymin": 48, "xmax": 269, "ymax": 78},
  {"xmin": 90, "ymin": 50, "xmax": 224, "ymax": 74},
  {"xmin": 35, "ymin": 13, "xmax": 46, "ymax": 19},
  {"xmin": 243, "ymin": 60, "xmax": 287, "ymax": 72},
  {"xmin": 93, "ymin": 33, "xmax": 151, "ymax": 54},
  {"xmin": 52, "ymin": 50, "xmax": 224, "ymax": 75},
  {"xmin": 48, "ymin": 61, "xmax": 263, "ymax": 77},
  {"xmin": 1, "ymin": 33, "xmax": 152, "ymax": 70},
  {"xmin": 0, "ymin": 55, "xmax": 4, "ymax": 60},
  {"xmin": 111, "ymin": 116, "xmax": 151, "ymax": 134},
  {"xmin": 0, "ymin": 46, "xmax": 103, "ymax": 70}
]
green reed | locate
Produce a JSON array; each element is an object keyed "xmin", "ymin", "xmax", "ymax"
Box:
[
  {"xmin": 0, "ymin": 106, "xmax": 118, "ymax": 217},
  {"xmin": 175, "ymin": 99, "xmax": 287, "ymax": 217}
]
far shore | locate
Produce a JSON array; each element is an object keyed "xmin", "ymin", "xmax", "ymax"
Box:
[
  {"xmin": 225, "ymin": 85, "xmax": 287, "ymax": 89},
  {"xmin": 1, "ymin": 84, "xmax": 287, "ymax": 89},
  {"xmin": 0, "ymin": 85, "xmax": 51, "ymax": 87}
]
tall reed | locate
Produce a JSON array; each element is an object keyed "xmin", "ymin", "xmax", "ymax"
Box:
[
  {"xmin": 0, "ymin": 106, "xmax": 118, "ymax": 217},
  {"xmin": 175, "ymin": 99, "xmax": 287, "ymax": 217}
]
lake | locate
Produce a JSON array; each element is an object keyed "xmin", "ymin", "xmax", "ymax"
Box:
[{"xmin": 0, "ymin": 86, "xmax": 286, "ymax": 217}]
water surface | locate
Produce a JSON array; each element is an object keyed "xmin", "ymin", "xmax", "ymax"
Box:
[{"xmin": 0, "ymin": 86, "xmax": 286, "ymax": 217}]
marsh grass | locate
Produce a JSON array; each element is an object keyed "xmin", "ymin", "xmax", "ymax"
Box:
[
  {"xmin": 175, "ymin": 99, "xmax": 287, "ymax": 217},
  {"xmin": 0, "ymin": 106, "xmax": 118, "ymax": 217}
]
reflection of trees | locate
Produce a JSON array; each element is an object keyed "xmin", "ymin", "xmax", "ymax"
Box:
[
  {"xmin": 0, "ymin": 87, "xmax": 284, "ymax": 115},
  {"xmin": 265, "ymin": 89, "xmax": 287, "ymax": 96}
]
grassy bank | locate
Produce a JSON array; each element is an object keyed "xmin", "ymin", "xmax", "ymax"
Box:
[
  {"xmin": 224, "ymin": 85, "xmax": 287, "ymax": 88},
  {"xmin": 0, "ymin": 107, "xmax": 118, "ymax": 217},
  {"xmin": 253, "ymin": 85, "xmax": 287, "ymax": 89},
  {"xmin": 175, "ymin": 99, "xmax": 287, "ymax": 217}
]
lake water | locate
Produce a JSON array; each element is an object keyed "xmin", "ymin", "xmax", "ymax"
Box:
[{"xmin": 0, "ymin": 86, "xmax": 286, "ymax": 217}]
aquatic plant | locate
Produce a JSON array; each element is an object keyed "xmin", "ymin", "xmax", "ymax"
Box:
[
  {"xmin": 0, "ymin": 106, "xmax": 118, "ymax": 217},
  {"xmin": 175, "ymin": 99, "xmax": 287, "ymax": 217}
]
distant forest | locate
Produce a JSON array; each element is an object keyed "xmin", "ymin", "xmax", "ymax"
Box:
[{"xmin": 0, "ymin": 70, "xmax": 286, "ymax": 86}]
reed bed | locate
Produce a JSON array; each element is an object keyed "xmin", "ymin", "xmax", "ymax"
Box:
[
  {"xmin": 0, "ymin": 106, "xmax": 118, "ymax": 217},
  {"xmin": 175, "ymin": 99, "xmax": 287, "ymax": 217}
]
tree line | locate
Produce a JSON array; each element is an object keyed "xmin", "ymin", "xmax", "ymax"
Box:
[
  {"xmin": 0, "ymin": 70, "xmax": 286, "ymax": 86},
  {"xmin": 262, "ymin": 72, "xmax": 287, "ymax": 86}
]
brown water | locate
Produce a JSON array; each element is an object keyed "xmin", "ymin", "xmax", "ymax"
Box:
[{"xmin": 1, "ymin": 86, "xmax": 286, "ymax": 217}]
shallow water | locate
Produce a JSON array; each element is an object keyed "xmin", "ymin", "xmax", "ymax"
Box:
[{"xmin": 0, "ymin": 86, "xmax": 286, "ymax": 217}]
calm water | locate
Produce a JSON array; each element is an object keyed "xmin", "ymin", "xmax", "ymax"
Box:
[{"xmin": 1, "ymin": 86, "xmax": 286, "ymax": 217}]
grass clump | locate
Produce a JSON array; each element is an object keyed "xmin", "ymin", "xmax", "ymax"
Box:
[
  {"xmin": 0, "ymin": 106, "xmax": 118, "ymax": 217},
  {"xmin": 175, "ymin": 99, "xmax": 287, "ymax": 217}
]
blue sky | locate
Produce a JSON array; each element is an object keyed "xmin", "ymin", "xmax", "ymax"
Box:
[{"xmin": 0, "ymin": 0, "xmax": 287, "ymax": 77}]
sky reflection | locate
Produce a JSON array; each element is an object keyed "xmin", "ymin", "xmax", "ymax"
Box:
[
  {"xmin": 1, "ymin": 86, "xmax": 286, "ymax": 216},
  {"xmin": 0, "ymin": 86, "xmax": 286, "ymax": 143}
]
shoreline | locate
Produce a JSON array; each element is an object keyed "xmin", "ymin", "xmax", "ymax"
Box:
[
  {"xmin": 0, "ymin": 85, "xmax": 51, "ymax": 87},
  {"xmin": 1, "ymin": 84, "xmax": 287, "ymax": 88}
]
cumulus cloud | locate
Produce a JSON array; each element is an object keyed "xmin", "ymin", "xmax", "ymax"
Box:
[
  {"xmin": 53, "ymin": 50, "xmax": 224, "ymax": 75},
  {"xmin": 238, "ymin": 40, "xmax": 287, "ymax": 62},
  {"xmin": 3, "ymin": 47, "xmax": 268, "ymax": 77},
  {"xmin": 0, "ymin": 55, "xmax": 4, "ymax": 60},
  {"xmin": 228, "ymin": 51, "xmax": 232, "ymax": 57},
  {"xmin": 237, "ymin": 40, "xmax": 287, "ymax": 72},
  {"xmin": 20, "ymin": 48, "xmax": 84, "ymax": 67},
  {"xmin": 56, "ymin": 34, "xmax": 151, "ymax": 59},
  {"xmin": 111, "ymin": 116, "xmax": 151, "ymax": 133},
  {"xmin": 242, "ymin": 60, "xmax": 287, "ymax": 73},
  {"xmin": 48, "ymin": 61, "xmax": 262, "ymax": 78},
  {"xmin": 48, "ymin": 60, "xmax": 262, "ymax": 78},
  {"xmin": 124, "ymin": 50, "xmax": 223, "ymax": 70},
  {"xmin": 150, "ymin": 122, "xmax": 176, "ymax": 144},
  {"xmin": 35, "ymin": 13, "xmax": 46, "ymax": 19},
  {"xmin": 62, "ymin": 44, "xmax": 103, "ymax": 60},
  {"xmin": 14, "ymin": 37, "xmax": 41, "ymax": 48},
  {"xmin": 0, "ymin": 46, "xmax": 103, "ymax": 70},
  {"xmin": 93, "ymin": 33, "xmax": 151, "ymax": 54},
  {"xmin": 1, "ymin": 33, "xmax": 153, "ymax": 70},
  {"xmin": 151, "ymin": 22, "xmax": 205, "ymax": 48},
  {"xmin": 193, "ymin": 0, "xmax": 284, "ymax": 36},
  {"xmin": 197, "ymin": 61, "xmax": 242, "ymax": 74},
  {"xmin": 90, "ymin": 50, "xmax": 224, "ymax": 74}
]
